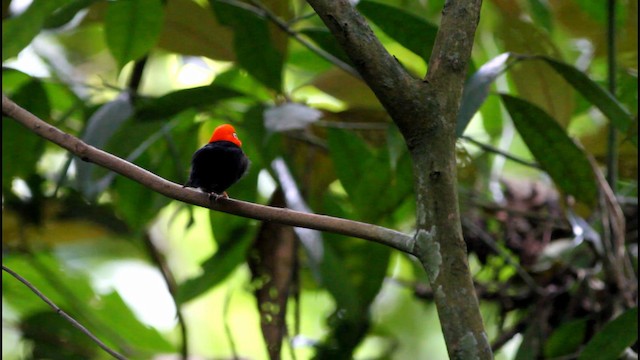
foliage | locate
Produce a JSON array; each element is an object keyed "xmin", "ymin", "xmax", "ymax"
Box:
[{"xmin": 2, "ymin": 0, "xmax": 637, "ymax": 359}]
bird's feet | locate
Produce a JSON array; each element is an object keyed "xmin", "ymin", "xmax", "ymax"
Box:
[{"xmin": 208, "ymin": 191, "xmax": 229, "ymax": 202}]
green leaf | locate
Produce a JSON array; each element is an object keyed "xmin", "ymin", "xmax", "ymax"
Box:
[
  {"xmin": 538, "ymin": 57, "xmax": 636, "ymax": 146},
  {"xmin": 326, "ymin": 128, "xmax": 413, "ymax": 222},
  {"xmin": 43, "ymin": 0, "xmax": 100, "ymax": 29},
  {"xmin": 177, "ymin": 235, "xmax": 254, "ymax": 304},
  {"xmin": 157, "ymin": 0, "xmax": 235, "ymax": 61},
  {"xmin": 300, "ymin": 28, "xmax": 352, "ymax": 65},
  {"xmin": 357, "ymin": 0, "xmax": 438, "ymax": 63},
  {"xmin": 104, "ymin": 0, "xmax": 165, "ymax": 70},
  {"xmin": 579, "ymin": 307, "xmax": 638, "ymax": 360},
  {"xmin": 544, "ymin": 318, "xmax": 588, "ymax": 358},
  {"xmin": 501, "ymin": 94, "xmax": 597, "ymax": 205},
  {"xmin": 2, "ymin": 0, "xmax": 68, "ymax": 61},
  {"xmin": 2, "ymin": 80, "xmax": 49, "ymax": 187},
  {"xmin": 135, "ymin": 84, "xmax": 245, "ymax": 120},
  {"xmin": 93, "ymin": 291, "xmax": 174, "ymax": 353},
  {"xmin": 457, "ymin": 53, "xmax": 512, "ymax": 136},
  {"xmin": 210, "ymin": 0, "xmax": 284, "ymax": 91}
]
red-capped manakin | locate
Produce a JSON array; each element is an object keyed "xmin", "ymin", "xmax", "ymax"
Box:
[{"xmin": 184, "ymin": 124, "xmax": 249, "ymax": 199}]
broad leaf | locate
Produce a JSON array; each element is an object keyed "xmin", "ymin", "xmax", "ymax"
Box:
[
  {"xmin": 210, "ymin": 0, "xmax": 284, "ymax": 91},
  {"xmin": 501, "ymin": 94, "xmax": 597, "ymax": 205},
  {"xmin": 539, "ymin": 57, "xmax": 636, "ymax": 146},
  {"xmin": 578, "ymin": 307, "xmax": 638, "ymax": 360},
  {"xmin": 2, "ymin": 0, "xmax": 68, "ymax": 61},
  {"xmin": 2, "ymin": 80, "xmax": 49, "ymax": 187},
  {"xmin": 135, "ymin": 84, "xmax": 244, "ymax": 120}
]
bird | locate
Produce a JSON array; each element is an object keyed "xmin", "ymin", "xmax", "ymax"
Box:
[{"xmin": 184, "ymin": 124, "xmax": 249, "ymax": 200}]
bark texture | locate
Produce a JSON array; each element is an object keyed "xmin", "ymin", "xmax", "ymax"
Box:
[{"xmin": 306, "ymin": 1, "xmax": 491, "ymax": 358}]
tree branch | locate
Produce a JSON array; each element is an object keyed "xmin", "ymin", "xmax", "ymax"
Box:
[
  {"xmin": 304, "ymin": 1, "xmax": 491, "ymax": 359},
  {"xmin": 1, "ymin": 94, "xmax": 413, "ymax": 254},
  {"xmin": 2, "ymin": 265, "xmax": 127, "ymax": 360}
]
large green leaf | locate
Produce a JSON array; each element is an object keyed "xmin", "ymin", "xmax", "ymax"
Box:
[
  {"xmin": 501, "ymin": 94, "xmax": 597, "ymax": 205},
  {"xmin": 1, "ymin": 0, "xmax": 68, "ymax": 61},
  {"xmin": 544, "ymin": 318, "xmax": 588, "ymax": 358},
  {"xmin": 538, "ymin": 57, "xmax": 636, "ymax": 146},
  {"xmin": 2, "ymin": 80, "xmax": 49, "ymax": 188},
  {"xmin": 357, "ymin": 0, "xmax": 438, "ymax": 63},
  {"xmin": 104, "ymin": 0, "xmax": 165, "ymax": 70},
  {"xmin": 135, "ymin": 84, "xmax": 245, "ymax": 120},
  {"xmin": 157, "ymin": 0, "xmax": 235, "ymax": 61},
  {"xmin": 176, "ymin": 234, "xmax": 254, "ymax": 304},
  {"xmin": 210, "ymin": 0, "xmax": 284, "ymax": 91},
  {"xmin": 578, "ymin": 307, "xmax": 638, "ymax": 360},
  {"xmin": 327, "ymin": 128, "xmax": 413, "ymax": 222}
]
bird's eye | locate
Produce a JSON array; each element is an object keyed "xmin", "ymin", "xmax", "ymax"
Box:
[{"xmin": 233, "ymin": 133, "xmax": 238, "ymax": 138}]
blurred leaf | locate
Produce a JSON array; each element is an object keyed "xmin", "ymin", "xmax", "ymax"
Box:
[
  {"xmin": 357, "ymin": 0, "xmax": 438, "ymax": 63},
  {"xmin": 264, "ymin": 102, "xmax": 322, "ymax": 132},
  {"xmin": 1, "ymin": 0, "xmax": 68, "ymax": 61},
  {"xmin": 544, "ymin": 318, "xmax": 587, "ymax": 358},
  {"xmin": 578, "ymin": 307, "xmax": 638, "ymax": 360},
  {"xmin": 538, "ymin": 57, "xmax": 636, "ymax": 146},
  {"xmin": 300, "ymin": 28, "xmax": 352, "ymax": 65},
  {"xmin": 43, "ymin": 0, "xmax": 99, "ymax": 29},
  {"xmin": 22, "ymin": 312, "xmax": 98, "ymax": 360},
  {"xmin": 526, "ymin": 0, "xmax": 553, "ymax": 32},
  {"xmin": 516, "ymin": 320, "xmax": 543, "ymax": 360},
  {"xmin": 75, "ymin": 93, "xmax": 133, "ymax": 199},
  {"xmin": 457, "ymin": 53, "xmax": 512, "ymax": 136},
  {"xmin": 248, "ymin": 188, "xmax": 297, "ymax": 360},
  {"xmin": 2, "ymin": 80, "xmax": 49, "ymax": 187},
  {"xmin": 497, "ymin": 16, "xmax": 575, "ymax": 127},
  {"xmin": 104, "ymin": 0, "xmax": 164, "ymax": 70},
  {"xmin": 157, "ymin": 0, "xmax": 234, "ymax": 61},
  {"xmin": 93, "ymin": 291, "xmax": 174, "ymax": 354},
  {"xmin": 210, "ymin": 0, "xmax": 284, "ymax": 91},
  {"xmin": 327, "ymin": 128, "xmax": 413, "ymax": 221},
  {"xmin": 135, "ymin": 83, "xmax": 244, "ymax": 120},
  {"xmin": 177, "ymin": 233, "xmax": 253, "ymax": 304},
  {"xmin": 501, "ymin": 94, "xmax": 597, "ymax": 205},
  {"xmin": 313, "ymin": 68, "xmax": 381, "ymax": 108}
]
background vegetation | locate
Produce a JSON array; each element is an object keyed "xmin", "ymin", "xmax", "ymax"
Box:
[{"xmin": 2, "ymin": 0, "xmax": 637, "ymax": 359}]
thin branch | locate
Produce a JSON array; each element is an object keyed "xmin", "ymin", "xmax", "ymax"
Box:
[
  {"xmin": 606, "ymin": 0, "xmax": 618, "ymax": 188},
  {"xmin": 2, "ymin": 95, "xmax": 413, "ymax": 254},
  {"xmin": 141, "ymin": 233, "xmax": 189, "ymax": 360},
  {"xmin": 220, "ymin": 0, "xmax": 361, "ymax": 79},
  {"xmin": 461, "ymin": 135, "xmax": 541, "ymax": 169},
  {"xmin": 2, "ymin": 265, "xmax": 127, "ymax": 360}
]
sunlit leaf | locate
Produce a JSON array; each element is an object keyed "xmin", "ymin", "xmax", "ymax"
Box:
[{"xmin": 357, "ymin": 0, "xmax": 438, "ymax": 63}]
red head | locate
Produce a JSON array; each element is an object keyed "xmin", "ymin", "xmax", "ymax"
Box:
[{"xmin": 209, "ymin": 124, "xmax": 242, "ymax": 147}]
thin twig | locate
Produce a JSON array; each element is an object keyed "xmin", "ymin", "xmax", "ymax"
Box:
[
  {"xmin": 223, "ymin": 0, "xmax": 361, "ymax": 79},
  {"xmin": 2, "ymin": 265, "xmax": 127, "ymax": 360},
  {"xmin": 141, "ymin": 233, "xmax": 189, "ymax": 360},
  {"xmin": 2, "ymin": 95, "xmax": 413, "ymax": 254},
  {"xmin": 461, "ymin": 135, "xmax": 541, "ymax": 169}
]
